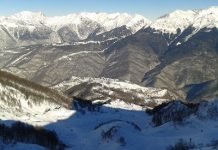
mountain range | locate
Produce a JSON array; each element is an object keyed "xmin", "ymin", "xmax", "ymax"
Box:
[
  {"xmin": 1, "ymin": 6, "xmax": 218, "ymax": 102},
  {"xmin": 1, "ymin": 5, "xmax": 218, "ymax": 150},
  {"xmin": 0, "ymin": 11, "xmax": 150, "ymax": 48},
  {"xmin": 0, "ymin": 6, "xmax": 218, "ymax": 48}
]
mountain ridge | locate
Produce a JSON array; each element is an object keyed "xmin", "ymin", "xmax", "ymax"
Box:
[
  {"xmin": 1, "ymin": 6, "xmax": 218, "ymax": 49},
  {"xmin": 0, "ymin": 11, "xmax": 150, "ymax": 48}
]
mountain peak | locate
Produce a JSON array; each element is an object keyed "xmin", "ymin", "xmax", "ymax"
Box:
[
  {"xmin": 151, "ymin": 9, "xmax": 196, "ymax": 34},
  {"xmin": 46, "ymin": 12, "xmax": 151, "ymax": 35}
]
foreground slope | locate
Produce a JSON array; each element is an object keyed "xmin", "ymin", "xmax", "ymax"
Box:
[
  {"xmin": 0, "ymin": 71, "xmax": 218, "ymax": 150},
  {"xmin": 2, "ymin": 94, "xmax": 218, "ymax": 150}
]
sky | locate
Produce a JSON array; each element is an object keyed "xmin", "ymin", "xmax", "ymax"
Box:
[{"xmin": 0, "ymin": 0, "xmax": 218, "ymax": 20}]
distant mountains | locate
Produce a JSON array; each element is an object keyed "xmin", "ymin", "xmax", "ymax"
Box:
[
  {"xmin": 0, "ymin": 11, "xmax": 150, "ymax": 48},
  {"xmin": 0, "ymin": 7, "xmax": 218, "ymax": 48},
  {"xmin": 1, "ymin": 6, "xmax": 218, "ymax": 102}
]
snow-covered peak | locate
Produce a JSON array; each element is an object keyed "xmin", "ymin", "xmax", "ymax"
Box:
[
  {"xmin": 126, "ymin": 14, "xmax": 151, "ymax": 33},
  {"xmin": 193, "ymin": 6, "xmax": 218, "ymax": 29},
  {"xmin": 151, "ymin": 6, "xmax": 218, "ymax": 34},
  {"xmin": 151, "ymin": 9, "xmax": 196, "ymax": 34},
  {"xmin": 10, "ymin": 11, "xmax": 46, "ymax": 24},
  {"xmin": 46, "ymin": 12, "xmax": 150, "ymax": 34},
  {"xmin": 0, "ymin": 11, "xmax": 46, "ymax": 30}
]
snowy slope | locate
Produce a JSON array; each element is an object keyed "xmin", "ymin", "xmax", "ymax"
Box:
[
  {"xmin": 0, "ymin": 70, "xmax": 72, "ymax": 126},
  {"xmin": 2, "ymin": 97, "xmax": 218, "ymax": 150}
]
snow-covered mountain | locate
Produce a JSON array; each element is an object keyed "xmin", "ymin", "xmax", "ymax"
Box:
[
  {"xmin": 0, "ymin": 11, "xmax": 151, "ymax": 48},
  {"xmin": 151, "ymin": 10, "xmax": 196, "ymax": 34},
  {"xmin": 0, "ymin": 6, "xmax": 218, "ymax": 48},
  {"xmin": 151, "ymin": 6, "xmax": 218, "ymax": 34},
  {"xmin": 46, "ymin": 12, "xmax": 150, "ymax": 36}
]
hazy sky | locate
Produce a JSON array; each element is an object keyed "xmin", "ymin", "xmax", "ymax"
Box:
[{"xmin": 0, "ymin": 0, "xmax": 218, "ymax": 20}]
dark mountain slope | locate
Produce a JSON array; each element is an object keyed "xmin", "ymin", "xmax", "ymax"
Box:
[{"xmin": 143, "ymin": 28, "xmax": 218, "ymax": 101}]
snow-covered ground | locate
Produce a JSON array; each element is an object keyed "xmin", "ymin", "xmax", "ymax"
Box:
[
  {"xmin": 1, "ymin": 98, "xmax": 218, "ymax": 150},
  {"xmin": 0, "ymin": 70, "xmax": 72, "ymax": 127}
]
